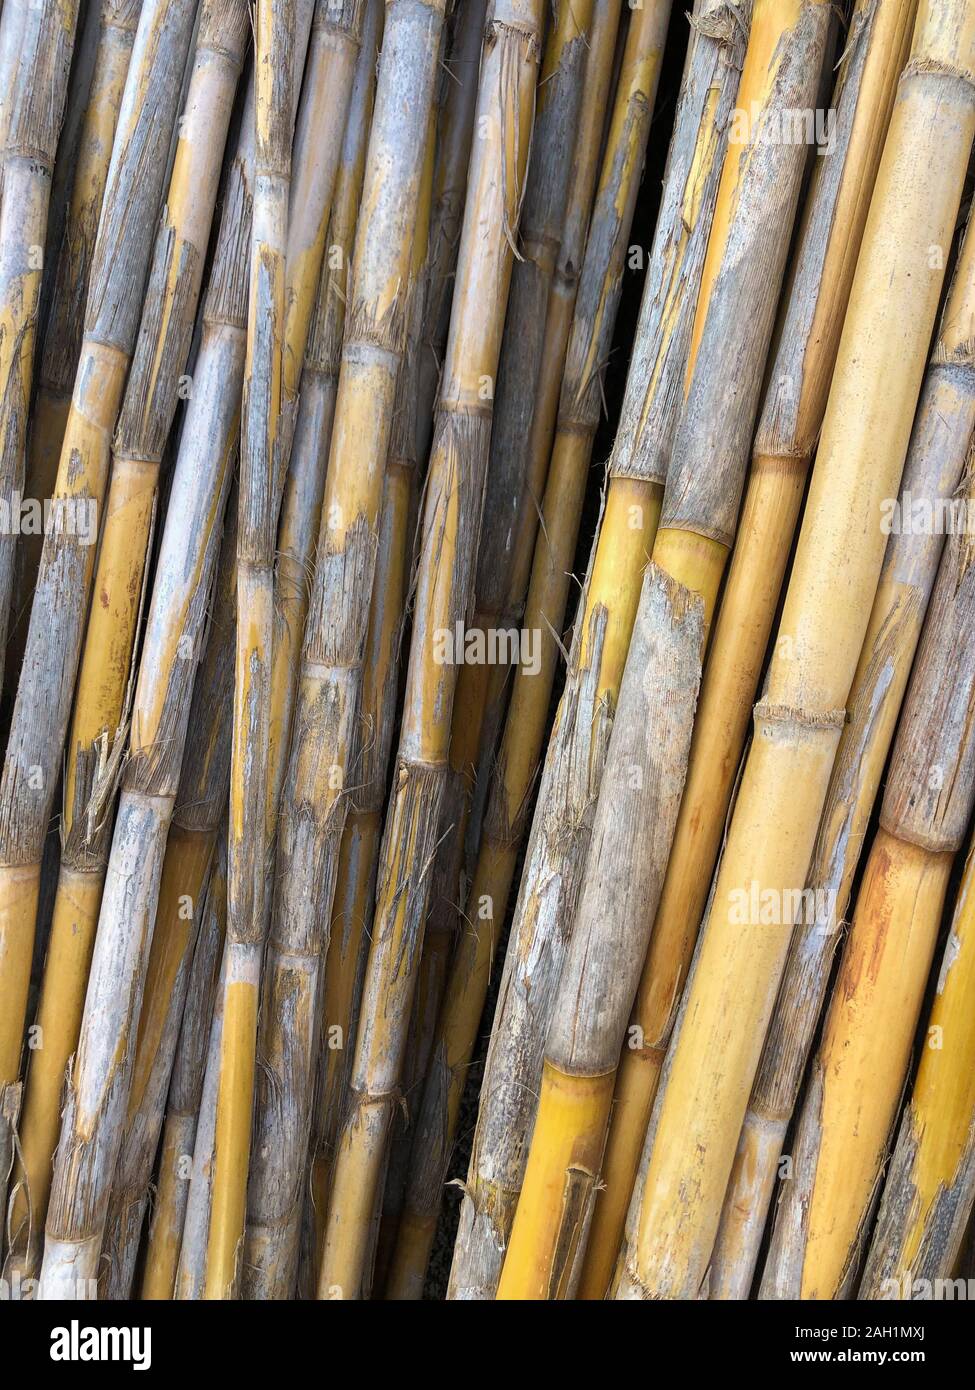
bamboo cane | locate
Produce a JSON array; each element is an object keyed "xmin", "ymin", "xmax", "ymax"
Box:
[
  {"xmin": 387, "ymin": 0, "xmax": 664, "ymax": 1300},
  {"xmin": 414, "ymin": 0, "xmax": 489, "ymax": 463},
  {"xmin": 278, "ymin": 0, "xmax": 368, "ymax": 475},
  {"xmin": 206, "ymin": 0, "xmax": 298, "ymax": 1299},
  {"xmin": 318, "ymin": 0, "xmax": 544, "ymax": 1301},
  {"xmin": 99, "ymin": 506, "xmax": 237, "ymax": 1299},
  {"xmin": 32, "ymin": 0, "xmax": 104, "ymax": 364},
  {"xmin": 0, "ymin": 0, "xmax": 27, "ymax": 158},
  {"xmin": 31, "ymin": 3, "xmax": 323, "ymax": 1280},
  {"xmin": 12, "ymin": 0, "xmax": 141, "ymax": 653},
  {"xmin": 265, "ymin": 0, "xmax": 380, "ymax": 878},
  {"xmin": 175, "ymin": 945, "xmax": 227, "ymax": 1299},
  {"xmin": 0, "ymin": 0, "xmax": 78, "ymax": 693},
  {"xmin": 317, "ymin": 290, "xmax": 430, "ymax": 1292},
  {"xmin": 141, "ymin": 832, "xmax": 227, "ymax": 1300},
  {"xmin": 460, "ymin": 0, "xmax": 620, "ymax": 861},
  {"xmin": 262, "ymin": 2, "xmax": 381, "ymax": 1292},
  {"xmin": 759, "ymin": 495, "xmax": 975, "ymax": 1299},
  {"xmin": 67, "ymin": 5, "xmax": 318, "ymax": 1303},
  {"xmin": 498, "ymin": 0, "xmax": 832, "ymax": 1302},
  {"xmin": 237, "ymin": 0, "xmax": 442, "ymax": 1304},
  {"xmin": 0, "ymin": 0, "xmax": 79, "ymax": 1240},
  {"xmin": 710, "ymin": 197, "xmax": 975, "ymax": 1300},
  {"xmin": 0, "ymin": 0, "xmax": 197, "ymax": 1292},
  {"xmin": 324, "ymin": 102, "xmax": 437, "ymax": 1298},
  {"xmin": 587, "ymin": 0, "xmax": 917, "ymax": 1301},
  {"xmin": 251, "ymin": 21, "xmax": 422, "ymax": 1304},
  {"xmin": 37, "ymin": 424, "xmax": 234, "ymax": 1298},
  {"xmin": 305, "ymin": 457, "xmax": 412, "ymax": 1289},
  {"xmin": 379, "ymin": 0, "xmax": 598, "ymax": 1279},
  {"xmin": 4, "ymin": 0, "xmax": 248, "ymax": 1286},
  {"xmin": 207, "ymin": 8, "xmax": 367, "ymax": 1289},
  {"xmin": 618, "ymin": 0, "xmax": 975, "ymax": 1302},
  {"xmin": 860, "ymin": 829, "xmax": 975, "ymax": 1297},
  {"xmin": 448, "ymin": 0, "xmax": 746, "ymax": 1302}
]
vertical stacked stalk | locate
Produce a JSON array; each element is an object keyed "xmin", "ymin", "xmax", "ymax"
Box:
[
  {"xmin": 587, "ymin": 0, "xmax": 916, "ymax": 1300},
  {"xmin": 497, "ymin": 0, "xmax": 832, "ymax": 1301},
  {"xmin": 0, "ymin": 0, "xmax": 198, "ymax": 1294},
  {"xmin": 241, "ymin": 0, "xmax": 382, "ymax": 1300},
  {"xmin": 711, "ymin": 198, "xmax": 975, "ymax": 1299},
  {"xmin": 389, "ymin": 0, "xmax": 667, "ymax": 1300},
  {"xmin": 15, "ymin": 2, "xmax": 140, "ymax": 627},
  {"xmin": 13, "ymin": 0, "xmax": 140, "ymax": 657},
  {"xmin": 175, "ymin": 934, "xmax": 229, "ymax": 1298},
  {"xmin": 326, "ymin": 98, "xmax": 436, "ymax": 1295},
  {"xmin": 278, "ymin": 0, "xmax": 367, "ymax": 470},
  {"xmin": 0, "ymin": 1, "xmax": 27, "ymax": 157},
  {"xmin": 208, "ymin": 0, "xmax": 296, "ymax": 1299},
  {"xmin": 759, "ymin": 496, "xmax": 975, "ymax": 1298},
  {"xmin": 34, "ymin": 0, "xmax": 318, "ymax": 1285},
  {"xmin": 861, "ymin": 832, "xmax": 975, "ymax": 1296},
  {"xmin": 264, "ymin": 0, "xmax": 371, "ymax": 837},
  {"xmin": 99, "ymin": 513, "xmax": 237, "ymax": 1298},
  {"xmin": 241, "ymin": 0, "xmax": 444, "ymax": 1302},
  {"xmin": 619, "ymin": 0, "xmax": 975, "ymax": 1301},
  {"xmin": 271, "ymin": 0, "xmax": 382, "ymax": 1282},
  {"xmin": 318, "ymin": 0, "xmax": 545, "ymax": 1301},
  {"xmin": 0, "ymin": 0, "xmax": 78, "ymax": 696},
  {"xmin": 414, "ymin": 0, "xmax": 489, "ymax": 458},
  {"xmin": 420, "ymin": 0, "xmax": 596, "ymax": 1054},
  {"xmin": 381, "ymin": 0, "xmax": 598, "ymax": 1276},
  {"xmin": 141, "ymin": 833, "xmax": 227, "ymax": 1300},
  {"xmin": 5, "ymin": 0, "xmax": 249, "ymax": 1285},
  {"xmin": 0, "ymin": 0, "xmax": 78, "ymax": 1238},
  {"xmin": 449, "ymin": 0, "xmax": 746, "ymax": 1302}
]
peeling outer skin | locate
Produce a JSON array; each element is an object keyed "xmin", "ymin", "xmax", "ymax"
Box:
[
  {"xmin": 860, "ymin": 836, "xmax": 975, "ymax": 1296},
  {"xmin": 473, "ymin": 0, "xmax": 596, "ymax": 627},
  {"xmin": 448, "ymin": 600, "xmax": 616, "ymax": 1301},
  {"xmin": 0, "ymin": 0, "xmax": 80, "ymax": 694},
  {"xmin": 497, "ymin": 565, "xmax": 704, "ymax": 1300},
  {"xmin": 0, "ymin": 1081, "xmax": 22, "ymax": 1257}
]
